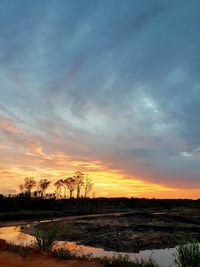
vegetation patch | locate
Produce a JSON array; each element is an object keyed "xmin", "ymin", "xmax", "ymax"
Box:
[
  {"xmin": 34, "ymin": 224, "xmax": 60, "ymax": 251},
  {"xmin": 174, "ymin": 242, "xmax": 200, "ymax": 267},
  {"xmin": 51, "ymin": 247, "xmax": 74, "ymax": 260},
  {"xmin": 99, "ymin": 254, "xmax": 158, "ymax": 267}
]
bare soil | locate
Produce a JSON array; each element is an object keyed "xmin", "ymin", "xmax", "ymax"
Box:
[{"xmin": 0, "ymin": 250, "xmax": 101, "ymax": 267}]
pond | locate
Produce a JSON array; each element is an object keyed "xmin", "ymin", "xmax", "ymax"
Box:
[{"xmin": 0, "ymin": 225, "xmax": 177, "ymax": 267}]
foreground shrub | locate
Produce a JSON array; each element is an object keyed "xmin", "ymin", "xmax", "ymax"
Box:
[
  {"xmin": 99, "ymin": 254, "xmax": 158, "ymax": 267},
  {"xmin": 174, "ymin": 242, "xmax": 200, "ymax": 267},
  {"xmin": 34, "ymin": 224, "xmax": 59, "ymax": 251}
]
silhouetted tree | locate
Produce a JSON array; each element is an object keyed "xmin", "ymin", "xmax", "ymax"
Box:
[
  {"xmin": 54, "ymin": 179, "xmax": 63, "ymax": 198},
  {"xmin": 19, "ymin": 177, "xmax": 37, "ymax": 196},
  {"xmin": 33, "ymin": 190, "xmax": 38, "ymax": 198},
  {"xmin": 62, "ymin": 179, "xmax": 68, "ymax": 198},
  {"xmin": 65, "ymin": 177, "xmax": 75, "ymax": 198},
  {"xmin": 74, "ymin": 171, "xmax": 84, "ymax": 198},
  {"xmin": 38, "ymin": 179, "xmax": 51, "ymax": 198},
  {"xmin": 84, "ymin": 175, "xmax": 93, "ymax": 198}
]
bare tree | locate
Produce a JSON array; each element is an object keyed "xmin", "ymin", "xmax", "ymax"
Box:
[
  {"xmin": 54, "ymin": 179, "xmax": 64, "ymax": 198},
  {"xmin": 84, "ymin": 175, "xmax": 93, "ymax": 198},
  {"xmin": 65, "ymin": 177, "xmax": 75, "ymax": 198},
  {"xmin": 19, "ymin": 177, "xmax": 37, "ymax": 196},
  {"xmin": 38, "ymin": 179, "xmax": 51, "ymax": 198},
  {"xmin": 62, "ymin": 179, "xmax": 68, "ymax": 198},
  {"xmin": 74, "ymin": 171, "xmax": 84, "ymax": 198}
]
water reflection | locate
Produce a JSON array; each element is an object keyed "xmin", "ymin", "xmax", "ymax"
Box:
[
  {"xmin": 0, "ymin": 226, "xmax": 176, "ymax": 267},
  {"xmin": 0, "ymin": 226, "xmax": 35, "ymax": 246},
  {"xmin": 55, "ymin": 241, "xmax": 176, "ymax": 267}
]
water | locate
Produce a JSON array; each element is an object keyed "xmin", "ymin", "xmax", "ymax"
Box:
[
  {"xmin": 0, "ymin": 225, "xmax": 177, "ymax": 267},
  {"xmin": 55, "ymin": 241, "xmax": 176, "ymax": 267}
]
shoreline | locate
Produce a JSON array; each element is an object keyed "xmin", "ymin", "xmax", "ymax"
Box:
[
  {"xmin": 0, "ymin": 249, "xmax": 101, "ymax": 267},
  {"xmin": 0, "ymin": 211, "xmax": 132, "ymax": 227}
]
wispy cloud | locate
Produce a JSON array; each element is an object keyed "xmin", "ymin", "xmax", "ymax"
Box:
[{"xmin": 0, "ymin": 0, "xmax": 200, "ymax": 197}]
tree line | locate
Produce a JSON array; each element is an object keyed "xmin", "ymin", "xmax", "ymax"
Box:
[{"xmin": 19, "ymin": 171, "xmax": 93, "ymax": 199}]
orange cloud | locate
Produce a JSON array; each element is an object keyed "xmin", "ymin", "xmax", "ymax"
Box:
[
  {"xmin": 0, "ymin": 117, "xmax": 200, "ymax": 199},
  {"xmin": 0, "ymin": 118, "xmax": 25, "ymax": 135},
  {"xmin": 27, "ymin": 143, "xmax": 46, "ymax": 156}
]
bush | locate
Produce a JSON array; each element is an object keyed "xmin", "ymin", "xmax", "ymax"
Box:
[
  {"xmin": 34, "ymin": 224, "xmax": 59, "ymax": 251},
  {"xmin": 99, "ymin": 254, "xmax": 158, "ymax": 267},
  {"xmin": 174, "ymin": 242, "xmax": 200, "ymax": 267}
]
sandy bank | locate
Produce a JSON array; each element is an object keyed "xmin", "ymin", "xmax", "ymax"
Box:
[{"xmin": 0, "ymin": 250, "xmax": 102, "ymax": 267}]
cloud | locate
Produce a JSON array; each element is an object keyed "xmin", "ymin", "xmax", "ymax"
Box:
[{"xmin": 0, "ymin": 0, "xmax": 200, "ymax": 196}]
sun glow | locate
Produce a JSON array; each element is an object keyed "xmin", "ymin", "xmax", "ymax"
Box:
[
  {"xmin": 0, "ymin": 118, "xmax": 199, "ymax": 199},
  {"xmin": 0, "ymin": 149, "xmax": 179, "ymax": 198}
]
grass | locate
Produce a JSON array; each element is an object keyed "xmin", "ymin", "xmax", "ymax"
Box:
[
  {"xmin": 99, "ymin": 254, "xmax": 158, "ymax": 267},
  {"xmin": 34, "ymin": 224, "xmax": 60, "ymax": 251},
  {"xmin": 51, "ymin": 250, "xmax": 158, "ymax": 267},
  {"xmin": 51, "ymin": 247, "xmax": 74, "ymax": 260},
  {"xmin": 174, "ymin": 242, "xmax": 200, "ymax": 267}
]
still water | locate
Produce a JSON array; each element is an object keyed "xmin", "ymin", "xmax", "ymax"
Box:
[{"xmin": 0, "ymin": 225, "xmax": 177, "ymax": 267}]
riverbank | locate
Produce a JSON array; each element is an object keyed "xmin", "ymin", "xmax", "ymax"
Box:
[
  {"xmin": 0, "ymin": 210, "xmax": 109, "ymax": 223},
  {"xmin": 0, "ymin": 212, "xmax": 132, "ymax": 227},
  {"xmin": 0, "ymin": 250, "xmax": 101, "ymax": 267},
  {"xmin": 0, "ymin": 239, "xmax": 161, "ymax": 267}
]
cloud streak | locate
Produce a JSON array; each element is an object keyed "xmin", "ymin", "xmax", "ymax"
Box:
[{"xmin": 0, "ymin": 0, "xmax": 200, "ymax": 197}]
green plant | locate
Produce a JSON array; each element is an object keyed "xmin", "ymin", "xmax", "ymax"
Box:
[
  {"xmin": 99, "ymin": 254, "xmax": 158, "ymax": 267},
  {"xmin": 174, "ymin": 242, "xmax": 200, "ymax": 267},
  {"xmin": 34, "ymin": 224, "xmax": 59, "ymax": 251}
]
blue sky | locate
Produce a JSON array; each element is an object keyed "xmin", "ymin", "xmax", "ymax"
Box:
[{"xmin": 0, "ymin": 0, "xmax": 200, "ymax": 196}]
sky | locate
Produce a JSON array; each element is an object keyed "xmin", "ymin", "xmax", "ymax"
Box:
[{"xmin": 0, "ymin": 0, "xmax": 200, "ymax": 198}]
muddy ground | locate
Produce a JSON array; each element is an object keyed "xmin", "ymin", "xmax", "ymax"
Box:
[
  {"xmin": 25, "ymin": 208, "xmax": 200, "ymax": 253},
  {"xmin": 0, "ymin": 250, "xmax": 101, "ymax": 267}
]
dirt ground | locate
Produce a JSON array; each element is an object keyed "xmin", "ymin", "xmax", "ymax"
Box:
[
  {"xmin": 27, "ymin": 207, "xmax": 200, "ymax": 252},
  {"xmin": 0, "ymin": 250, "xmax": 101, "ymax": 267}
]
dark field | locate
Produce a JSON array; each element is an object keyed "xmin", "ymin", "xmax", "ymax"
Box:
[{"xmin": 25, "ymin": 207, "xmax": 200, "ymax": 252}]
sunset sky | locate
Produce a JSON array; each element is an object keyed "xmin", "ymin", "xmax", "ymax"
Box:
[{"xmin": 0, "ymin": 0, "xmax": 200, "ymax": 198}]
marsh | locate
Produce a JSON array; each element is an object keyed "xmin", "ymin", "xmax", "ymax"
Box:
[{"xmin": 24, "ymin": 207, "xmax": 200, "ymax": 253}]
